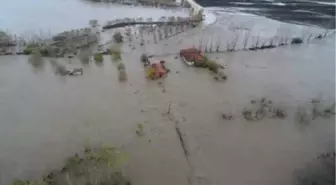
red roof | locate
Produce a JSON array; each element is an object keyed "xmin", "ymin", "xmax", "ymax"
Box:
[{"xmin": 180, "ymin": 48, "xmax": 204, "ymax": 62}]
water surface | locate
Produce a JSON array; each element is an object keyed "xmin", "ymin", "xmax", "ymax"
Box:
[
  {"xmin": 0, "ymin": 0, "xmax": 187, "ymax": 35},
  {"xmin": 0, "ymin": 0, "xmax": 335, "ymax": 184}
]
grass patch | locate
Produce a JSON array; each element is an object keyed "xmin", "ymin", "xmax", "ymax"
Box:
[
  {"xmin": 94, "ymin": 53, "xmax": 104, "ymax": 62},
  {"xmin": 12, "ymin": 146, "xmax": 130, "ymax": 185}
]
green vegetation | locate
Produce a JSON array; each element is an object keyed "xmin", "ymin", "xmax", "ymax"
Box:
[
  {"xmin": 110, "ymin": 46, "xmax": 122, "ymax": 61},
  {"xmin": 136, "ymin": 123, "xmax": 144, "ymax": 136},
  {"xmin": 94, "ymin": 53, "xmax": 104, "ymax": 62},
  {"xmin": 23, "ymin": 45, "xmax": 36, "ymax": 55},
  {"xmin": 205, "ymin": 60, "xmax": 219, "ymax": 73},
  {"xmin": 0, "ymin": 30, "xmax": 7, "ymax": 37},
  {"xmin": 13, "ymin": 146, "xmax": 130, "ymax": 185},
  {"xmin": 203, "ymin": 56, "xmax": 219, "ymax": 73}
]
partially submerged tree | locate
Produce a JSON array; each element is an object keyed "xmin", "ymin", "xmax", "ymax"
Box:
[
  {"xmin": 243, "ymin": 31, "xmax": 250, "ymax": 50},
  {"xmin": 291, "ymin": 37, "xmax": 303, "ymax": 44},
  {"xmin": 12, "ymin": 146, "xmax": 130, "ymax": 185},
  {"xmin": 227, "ymin": 33, "xmax": 239, "ymax": 52},
  {"xmin": 78, "ymin": 48, "xmax": 91, "ymax": 64},
  {"xmin": 118, "ymin": 62, "xmax": 127, "ymax": 82},
  {"xmin": 94, "ymin": 53, "xmax": 103, "ymax": 62},
  {"xmin": 158, "ymin": 29, "xmax": 163, "ymax": 40},
  {"xmin": 28, "ymin": 48, "xmax": 44, "ymax": 69},
  {"xmin": 163, "ymin": 24, "xmax": 168, "ymax": 38},
  {"xmin": 113, "ymin": 32, "xmax": 124, "ymax": 43},
  {"xmin": 110, "ymin": 44, "xmax": 122, "ymax": 61}
]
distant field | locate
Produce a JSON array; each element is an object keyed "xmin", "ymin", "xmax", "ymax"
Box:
[{"xmin": 195, "ymin": 0, "xmax": 335, "ymax": 28}]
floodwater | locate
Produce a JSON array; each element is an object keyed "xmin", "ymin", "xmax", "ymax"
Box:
[
  {"xmin": 0, "ymin": 0, "xmax": 187, "ymax": 36},
  {"xmin": 195, "ymin": 0, "xmax": 335, "ymax": 28},
  {"xmin": 0, "ymin": 0, "xmax": 335, "ymax": 185}
]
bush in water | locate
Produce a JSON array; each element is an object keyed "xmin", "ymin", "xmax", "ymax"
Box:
[
  {"xmin": 12, "ymin": 146, "xmax": 130, "ymax": 185},
  {"xmin": 94, "ymin": 53, "xmax": 103, "ymax": 62},
  {"xmin": 113, "ymin": 32, "xmax": 124, "ymax": 43},
  {"xmin": 291, "ymin": 37, "xmax": 303, "ymax": 44},
  {"xmin": 118, "ymin": 63, "xmax": 127, "ymax": 82}
]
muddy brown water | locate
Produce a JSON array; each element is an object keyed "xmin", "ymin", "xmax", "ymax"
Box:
[
  {"xmin": 0, "ymin": 0, "xmax": 335, "ymax": 184},
  {"xmin": 0, "ymin": 34, "xmax": 334, "ymax": 184},
  {"xmin": 0, "ymin": 0, "xmax": 187, "ymax": 35}
]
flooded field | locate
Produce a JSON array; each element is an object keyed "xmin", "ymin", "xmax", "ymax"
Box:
[
  {"xmin": 0, "ymin": 0, "xmax": 335, "ymax": 185},
  {"xmin": 0, "ymin": 0, "xmax": 188, "ymax": 35},
  {"xmin": 0, "ymin": 35, "xmax": 335, "ymax": 184},
  {"xmin": 195, "ymin": 0, "xmax": 335, "ymax": 28}
]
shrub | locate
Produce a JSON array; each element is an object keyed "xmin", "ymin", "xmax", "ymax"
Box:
[
  {"xmin": 205, "ymin": 60, "xmax": 219, "ymax": 73},
  {"xmin": 12, "ymin": 146, "xmax": 130, "ymax": 185},
  {"xmin": 40, "ymin": 48, "xmax": 49, "ymax": 57},
  {"xmin": 23, "ymin": 46, "xmax": 33, "ymax": 55},
  {"xmin": 316, "ymin": 34, "xmax": 323, "ymax": 39},
  {"xmin": 113, "ymin": 32, "xmax": 124, "ymax": 43},
  {"xmin": 94, "ymin": 53, "xmax": 103, "ymax": 62},
  {"xmin": 140, "ymin": 54, "xmax": 148, "ymax": 62},
  {"xmin": 291, "ymin": 37, "xmax": 303, "ymax": 44}
]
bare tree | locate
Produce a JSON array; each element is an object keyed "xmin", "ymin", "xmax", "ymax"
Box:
[
  {"xmin": 153, "ymin": 27, "xmax": 158, "ymax": 43},
  {"xmin": 209, "ymin": 36, "xmax": 213, "ymax": 52},
  {"xmin": 139, "ymin": 26, "xmax": 144, "ymax": 42},
  {"xmin": 163, "ymin": 24, "xmax": 168, "ymax": 38},
  {"xmin": 251, "ymin": 33, "xmax": 260, "ymax": 49},
  {"xmin": 126, "ymin": 27, "xmax": 132, "ymax": 42},
  {"xmin": 216, "ymin": 35, "xmax": 221, "ymax": 52},
  {"xmin": 168, "ymin": 16, "xmax": 176, "ymax": 23},
  {"xmin": 268, "ymin": 37, "xmax": 276, "ymax": 47},
  {"xmin": 158, "ymin": 28, "xmax": 163, "ymax": 40},
  {"xmin": 243, "ymin": 31, "xmax": 251, "ymax": 50},
  {"xmin": 307, "ymin": 33, "xmax": 313, "ymax": 42},
  {"xmin": 283, "ymin": 35, "xmax": 289, "ymax": 45},
  {"xmin": 322, "ymin": 19, "xmax": 333, "ymax": 37},
  {"xmin": 227, "ymin": 33, "xmax": 239, "ymax": 51},
  {"xmin": 199, "ymin": 38, "xmax": 203, "ymax": 51},
  {"xmin": 176, "ymin": 16, "xmax": 182, "ymax": 32},
  {"xmin": 159, "ymin": 16, "xmax": 166, "ymax": 22}
]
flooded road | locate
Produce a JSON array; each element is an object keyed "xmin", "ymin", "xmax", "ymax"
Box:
[{"xmin": 0, "ymin": 0, "xmax": 335, "ymax": 184}]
